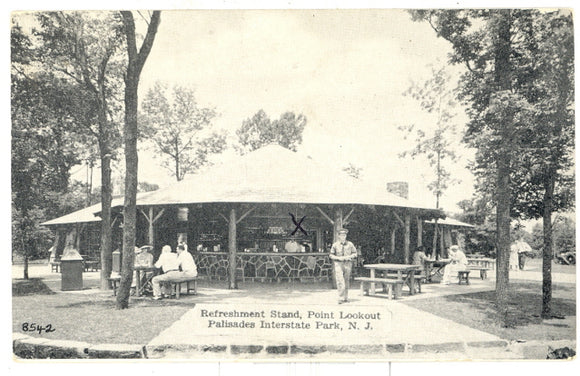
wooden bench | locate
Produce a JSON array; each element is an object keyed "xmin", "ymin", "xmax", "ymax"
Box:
[
  {"xmin": 50, "ymin": 260, "xmax": 61, "ymax": 273},
  {"xmin": 355, "ymin": 277, "xmax": 404, "ymax": 300},
  {"xmin": 468, "ymin": 266, "xmax": 489, "ymax": 280},
  {"xmin": 457, "ymin": 270, "xmax": 470, "ymax": 285},
  {"xmin": 84, "ymin": 260, "xmax": 100, "ymax": 272},
  {"xmin": 163, "ymin": 278, "xmax": 198, "ymax": 299},
  {"xmin": 109, "ymin": 276, "xmax": 121, "ymax": 296}
]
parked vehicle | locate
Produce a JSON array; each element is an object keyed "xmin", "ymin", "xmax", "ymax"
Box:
[{"xmin": 555, "ymin": 251, "xmax": 576, "ymax": 265}]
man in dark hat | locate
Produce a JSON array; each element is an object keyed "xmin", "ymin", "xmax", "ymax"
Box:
[{"xmin": 329, "ymin": 228, "xmax": 357, "ymax": 304}]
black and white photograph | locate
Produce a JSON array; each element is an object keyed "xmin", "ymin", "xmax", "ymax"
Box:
[{"xmin": 7, "ymin": 0, "xmax": 577, "ymax": 369}]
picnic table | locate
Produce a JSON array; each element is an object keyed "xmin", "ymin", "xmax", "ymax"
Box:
[
  {"xmin": 363, "ymin": 263, "xmax": 421, "ymax": 296},
  {"xmin": 424, "ymin": 259, "xmax": 450, "ymax": 283},
  {"xmin": 467, "ymin": 257, "xmax": 495, "ymax": 270},
  {"xmin": 134, "ymin": 266, "xmax": 158, "ymax": 297}
]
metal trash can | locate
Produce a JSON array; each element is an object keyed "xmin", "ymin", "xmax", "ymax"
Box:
[{"xmin": 61, "ymin": 250, "xmax": 84, "ymax": 291}]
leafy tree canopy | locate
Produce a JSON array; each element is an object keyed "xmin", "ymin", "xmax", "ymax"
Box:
[{"xmin": 236, "ymin": 109, "xmax": 307, "ymax": 154}]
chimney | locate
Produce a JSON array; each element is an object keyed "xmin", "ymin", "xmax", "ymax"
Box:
[{"xmin": 387, "ymin": 181, "xmax": 409, "ymax": 199}]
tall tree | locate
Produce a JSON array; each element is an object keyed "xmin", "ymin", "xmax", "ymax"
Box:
[
  {"xmin": 411, "ymin": 9, "xmax": 574, "ymax": 320},
  {"xmin": 116, "ymin": 10, "xmax": 161, "ymax": 310},
  {"xmin": 11, "ymin": 21, "xmax": 82, "ymax": 278},
  {"xmin": 399, "ymin": 65, "xmax": 461, "ymax": 258},
  {"xmin": 399, "ymin": 65, "xmax": 460, "ymax": 209},
  {"xmin": 508, "ymin": 11, "xmax": 575, "ymax": 317},
  {"xmin": 140, "ymin": 82, "xmax": 226, "ymax": 181},
  {"xmin": 410, "ymin": 9, "xmax": 532, "ymax": 323},
  {"xmin": 236, "ymin": 110, "xmax": 307, "ymax": 154},
  {"xmin": 34, "ymin": 11, "xmax": 125, "ymax": 290}
]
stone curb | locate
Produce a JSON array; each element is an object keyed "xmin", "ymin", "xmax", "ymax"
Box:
[
  {"xmin": 12, "ymin": 333, "xmax": 575, "ymax": 360},
  {"xmin": 13, "ymin": 334, "xmax": 146, "ymax": 359}
]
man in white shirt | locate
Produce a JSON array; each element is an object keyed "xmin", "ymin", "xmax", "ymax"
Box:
[
  {"xmin": 152, "ymin": 244, "xmax": 197, "ymax": 300},
  {"xmin": 152, "ymin": 245, "xmax": 179, "ymax": 299}
]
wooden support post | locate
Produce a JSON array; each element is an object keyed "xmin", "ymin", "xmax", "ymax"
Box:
[
  {"xmin": 390, "ymin": 227, "xmax": 396, "ymax": 256},
  {"xmin": 439, "ymin": 227, "xmax": 449, "ymax": 258},
  {"xmin": 148, "ymin": 207, "xmax": 154, "ymax": 247},
  {"xmin": 416, "ymin": 217, "xmax": 423, "ymax": 247},
  {"xmin": 333, "ymin": 208, "xmax": 344, "ymax": 242},
  {"xmin": 432, "ymin": 220, "xmax": 439, "ymax": 259},
  {"xmin": 404, "ymin": 212, "xmax": 411, "ymax": 264},
  {"xmin": 228, "ymin": 208, "xmax": 237, "ymax": 289},
  {"xmin": 331, "ymin": 208, "xmax": 343, "ymax": 289}
]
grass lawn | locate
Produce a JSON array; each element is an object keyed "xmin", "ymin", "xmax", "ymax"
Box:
[
  {"xmin": 13, "ymin": 275, "xmax": 576, "ymax": 346},
  {"xmin": 13, "ymin": 278, "xmax": 192, "ymax": 344},
  {"xmin": 403, "ymin": 280, "xmax": 576, "ymax": 342}
]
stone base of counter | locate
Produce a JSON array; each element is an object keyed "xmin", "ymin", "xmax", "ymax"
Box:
[{"xmin": 196, "ymin": 253, "xmax": 333, "ymax": 281}]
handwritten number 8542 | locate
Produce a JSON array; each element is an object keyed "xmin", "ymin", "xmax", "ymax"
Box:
[{"xmin": 21, "ymin": 323, "xmax": 55, "ymax": 334}]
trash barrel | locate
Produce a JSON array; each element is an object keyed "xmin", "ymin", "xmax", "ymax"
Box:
[{"xmin": 61, "ymin": 251, "xmax": 84, "ymax": 291}]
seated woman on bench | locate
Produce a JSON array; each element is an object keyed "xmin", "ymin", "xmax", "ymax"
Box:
[
  {"xmin": 152, "ymin": 244, "xmax": 198, "ymax": 300},
  {"xmin": 441, "ymin": 245, "xmax": 467, "ymax": 285}
]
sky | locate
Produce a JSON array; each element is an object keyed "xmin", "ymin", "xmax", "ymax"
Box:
[
  {"xmin": 61, "ymin": 7, "xmax": 476, "ymax": 213},
  {"xmin": 7, "ymin": 1, "xmax": 575, "ymax": 217}
]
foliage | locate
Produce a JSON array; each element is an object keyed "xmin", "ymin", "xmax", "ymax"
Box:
[
  {"xmin": 399, "ymin": 65, "xmax": 461, "ymax": 208},
  {"xmin": 455, "ymin": 197, "xmax": 496, "ymax": 256},
  {"xmin": 410, "ymin": 9, "xmax": 575, "ymax": 319},
  {"xmin": 236, "ymin": 110, "xmax": 307, "ymax": 154},
  {"xmin": 11, "ymin": 22, "xmax": 84, "ymax": 265},
  {"xmin": 140, "ymin": 82, "xmax": 227, "ymax": 181},
  {"xmin": 531, "ymin": 216, "xmax": 575, "ymax": 256},
  {"xmin": 342, "ymin": 163, "xmax": 363, "ymax": 180},
  {"xmin": 32, "ymin": 11, "xmax": 128, "ymax": 289}
]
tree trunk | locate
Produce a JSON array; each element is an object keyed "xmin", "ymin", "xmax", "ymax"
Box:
[
  {"xmin": 23, "ymin": 256, "xmax": 29, "ymax": 280},
  {"xmin": 116, "ymin": 10, "xmax": 160, "ymax": 309},
  {"xmin": 116, "ymin": 74, "xmax": 139, "ymax": 309},
  {"xmin": 99, "ymin": 149, "xmax": 113, "ymax": 290},
  {"xmin": 493, "ymin": 9, "xmax": 513, "ymax": 327},
  {"xmin": 228, "ymin": 208, "xmax": 237, "ymax": 289},
  {"xmin": 541, "ymin": 173, "xmax": 555, "ymax": 318}
]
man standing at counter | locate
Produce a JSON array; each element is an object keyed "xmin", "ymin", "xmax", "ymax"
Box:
[{"xmin": 329, "ymin": 228, "xmax": 357, "ymax": 304}]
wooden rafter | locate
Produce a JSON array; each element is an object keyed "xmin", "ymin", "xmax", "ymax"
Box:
[
  {"xmin": 139, "ymin": 209, "xmax": 151, "ymax": 222},
  {"xmin": 315, "ymin": 206, "xmax": 334, "ymax": 225},
  {"xmin": 218, "ymin": 213, "xmax": 229, "ymax": 223},
  {"xmin": 343, "ymin": 207, "xmax": 355, "ymax": 225},
  {"xmin": 392, "ymin": 211, "xmax": 404, "ymax": 227},
  {"xmin": 152, "ymin": 208, "xmax": 165, "ymax": 223},
  {"xmin": 236, "ymin": 206, "xmax": 257, "ymax": 224}
]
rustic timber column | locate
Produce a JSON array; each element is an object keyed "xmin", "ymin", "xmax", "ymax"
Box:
[
  {"xmin": 390, "ymin": 227, "xmax": 396, "ymax": 256},
  {"xmin": 416, "ymin": 217, "xmax": 423, "ymax": 247},
  {"xmin": 440, "ymin": 226, "xmax": 446, "ymax": 257},
  {"xmin": 404, "ymin": 212, "xmax": 411, "ymax": 264},
  {"xmin": 432, "ymin": 220, "xmax": 439, "ymax": 259},
  {"xmin": 148, "ymin": 207, "xmax": 154, "ymax": 246},
  {"xmin": 228, "ymin": 208, "xmax": 237, "ymax": 289},
  {"xmin": 333, "ymin": 207, "xmax": 344, "ymax": 242}
]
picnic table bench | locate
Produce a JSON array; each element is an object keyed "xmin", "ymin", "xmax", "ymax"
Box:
[
  {"xmin": 355, "ymin": 277, "xmax": 404, "ymax": 299},
  {"xmin": 162, "ymin": 277, "xmax": 198, "ymax": 299},
  {"xmin": 50, "ymin": 258, "xmax": 61, "ymax": 273},
  {"xmin": 359, "ymin": 263, "xmax": 420, "ymax": 299}
]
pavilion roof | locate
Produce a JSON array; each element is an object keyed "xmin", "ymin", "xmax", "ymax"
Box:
[
  {"xmin": 44, "ymin": 145, "xmax": 444, "ymax": 226},
  {"xmin": 425, "ymin": 217, "xmax": 474, "ymax": 228},
  {"xmin": 128, "ymin": 145, "xmax": 440, "ymax": 212}
]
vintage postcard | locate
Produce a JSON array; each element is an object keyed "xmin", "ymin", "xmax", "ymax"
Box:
[{"xmin": 9, "ymin": 3, "xmax": 576, "ymax": 367}]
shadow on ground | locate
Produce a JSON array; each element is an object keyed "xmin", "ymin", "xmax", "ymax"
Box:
[
  {"xmin": 404, "ymin": 280, "xmax": 576, "ymax": 338},
  {"xmin": 13, "ymin": 278, "xmax": 55, "ymax": 296}
]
